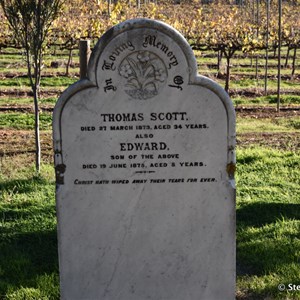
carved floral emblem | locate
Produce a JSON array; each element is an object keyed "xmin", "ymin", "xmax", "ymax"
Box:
[{"xmin": 118, "ymin": 51, "xmax": 167, "ymax": 100}]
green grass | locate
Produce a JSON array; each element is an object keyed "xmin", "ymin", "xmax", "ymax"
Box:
[
  {"xmin": 0, "ymin": 97, "xmax": 33, "ymax": 105},
  {"xmin": 0, "ymin": 66, "xmax": 79, "ymax": 76},
  {"xmin": 228, "ymin": 78, "xmax": 299, "ymax": 90},
  {"xmin": 0, "ymin": 113, "xmax": 52, "ymax": 130},
  {"xmin": 0, "ymin": 56, "xmax": 23, "ymax": 68},
  {"xmin": 274, "ymin": 118, "xmax": 300, "ymax": 130},
  {"xmin": 237, "ymin": 116, "xmax": 300, "ymax": 133},
  {"xmin": 0, "ymin": 48, "xmax": 79, "ymax": 65},
  {"xmin": 233, "ymin": 95, "xmax": 300, "ymax": 106},
  {"xmin": 41, "ymin": 76, "xmax": 77, "ymax": 87},
  {"xmin": 236, "ymin": 147, "xmax": 300, "ymax": 299},
  {"xmin": 0, "ymin": 147, "xmax": 299, "ymax": 299},
  {"xmin": 267, "ymin": 95, "xmax": 300, "ymax": 105},
  {"xmin": 0, "ymin": 162, "xmax": 59, "ymax": 300},
  {"xmin": 40, "ymin": 97, "xmax": 58, "ymax": 105},
  {"xmin": 0, "ymin": 67, "xmax": 29, "ymax": 73},
  {"xmin": 0, "ymin": 97, "xmax": 58, "ymax": 106},
  {"xmin": 0, "ymin": 76, "xmax": 76, "ymax": 88},
  {"xmin": 230, "ymin": 67, "xmax": 297, "ymax": 76},
  {"xmin": 0, "ymin": 45, "xmax": 300, "ymax": 300},
  {"xmin": 196, "ymin": 47, "xmax": 300, "ymax": 67}
]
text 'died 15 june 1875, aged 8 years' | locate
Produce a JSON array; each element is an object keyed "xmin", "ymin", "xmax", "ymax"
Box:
[{"xmin": 53, "ymin": 19, "xmax": 236, "ymax": 300}]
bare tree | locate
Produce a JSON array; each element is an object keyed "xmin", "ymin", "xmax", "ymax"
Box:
[{"xmin": 0, "ymin": 0, "xmax": 63, "ymax": 173}]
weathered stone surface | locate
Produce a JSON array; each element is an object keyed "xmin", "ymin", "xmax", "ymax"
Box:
[{"xmin": 53, "ymin": 18, "xmax": 236, "ymax": 300}]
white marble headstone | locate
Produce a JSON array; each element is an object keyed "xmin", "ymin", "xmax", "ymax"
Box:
[{"xmin": 53, "ymin": 18, "xmax": 236, "ymax": 300}]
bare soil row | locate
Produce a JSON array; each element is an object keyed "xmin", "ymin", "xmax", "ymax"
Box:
[
  {"xmin": 1, "ymin": 87, "xmax": 300, "ymax": 100},
  {"xmin": 1, "ymin": 104, "xmax": 300, "ymax": 117}
]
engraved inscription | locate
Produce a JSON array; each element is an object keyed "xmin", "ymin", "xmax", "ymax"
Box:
[
  {"xmin": 169, "ymin": 75, "xmax": 184, "ymax": 90},
  {"xmin": 104, "ymin": 78, "xmax": 117, "ymax": 92},
  {"xmin": 75, "ymin": 110, "xmax": 215, "ymax": 185},
  {"xmin": 142, "ymin": 35, "xmax": 179, "ymax": 69},
  {"xmin": 102, "ymin": 60, "xmax": 116, "ymax": 71}
]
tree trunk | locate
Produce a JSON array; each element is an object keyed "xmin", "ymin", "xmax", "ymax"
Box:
[
  {"xmin": 25, "ymin": 47, "xmax": 41, "ymax": 173},
  {"xmin": 277, "ymin": 0, "xmax": 282, "ymax": 113},
  {"xmin": 264, "ymin": 48, "xmax": 269, "ymax": 95},
  {"xmin": 225, "ymin": 55, "xmax": 231, "ymax": 93},
  {"xmin": 273, "ymin": 47, "xmax": 277, "ymax": 58},
  {"xmin": 255, "ymin": 55, "xmax": 258, "ymax": 81},
  {"xmin": 108, "ymin": 0, "xmax": 111, "ymax": 16},
  {"xmin": 66, "ymin": 48, "xmax": 72, "ymax": 76},
  {"xmin": 33, "ymin": 86, "xmax": 41, "ymax": 173},
  {"xmin": 217, "ymin": 50, "xmax": 223, "ymax": 77},
  {"xmin": 264, "ymin": 0, "xmax": 270, "ymax": 95},
  {"xmin": 291, "ymin": 47, "xmax": 297, "ymax": 79},
  {"xmin": 285, "ymin": 46, "xmax": 290, "ymax": 67},
  {"xmin": 79, "ymin": 40, "xmax": 91, "ymax": 79}
]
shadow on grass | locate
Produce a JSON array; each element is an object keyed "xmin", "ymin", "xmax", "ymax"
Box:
[
  {"xmin": 0, "ymin": 175, "xmax": 58, "ymax": 297},
  {"xmin": 0, "ymin": 229, "xmax": 59, "ymax": 297},
  {"xmin": 1, "ymin": 204, "xmax": 56, "ymax": 224},
  {"xmin": 237, "ymin": 202, "xmax": 300, "ymax": 228},
  {"xmin": 0, "ymin": 176, "xmax": 49, "ymax": 195},
  {"xmin": 237, "ymin": 202, "xmax": 300, "ymax": 299}
]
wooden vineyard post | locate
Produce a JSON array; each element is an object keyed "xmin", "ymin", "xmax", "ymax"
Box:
[{"xmin": 79, "ymin": 40, "xmax": 91, "ymax": 79}]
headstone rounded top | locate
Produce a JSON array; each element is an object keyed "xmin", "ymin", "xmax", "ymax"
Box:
[
  {"xmin": 88, "ymin": 18, "xmax": 198, "ymax": 84},
  {"xmin": 54, "ymin": 19, "xmax": 235, "ymax": 139}
]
